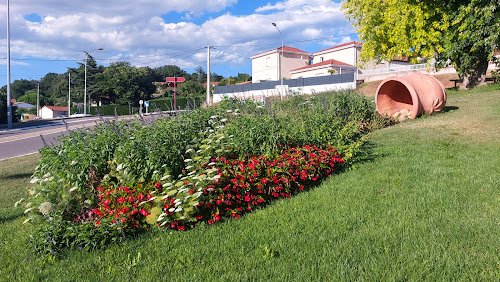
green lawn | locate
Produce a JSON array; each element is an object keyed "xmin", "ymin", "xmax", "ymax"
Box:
[{"xmin": 1, "ymin": 85, "xmax": 500, "ymax": 280}]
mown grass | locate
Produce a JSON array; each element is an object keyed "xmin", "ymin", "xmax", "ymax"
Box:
[{"xmin": 1, "ymin": 84, "xmax": 500, "ymax": 280}]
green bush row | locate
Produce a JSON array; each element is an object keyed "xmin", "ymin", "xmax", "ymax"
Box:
[{"xmin": 87, "ymin": 96, "xmax": 206, "ymax": 116}]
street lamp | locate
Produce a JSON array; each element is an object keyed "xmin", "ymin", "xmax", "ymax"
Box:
[
  {"xmin": 6, "ymin": 0, "xmax": 12, "ymax": 128},
  {"xmin": 84, "ymin": 48, "xmax": 103, "ymax": 115},
  {"xmin": 272, "ymin": 23, "xmax": 284, "ymax": 87}
]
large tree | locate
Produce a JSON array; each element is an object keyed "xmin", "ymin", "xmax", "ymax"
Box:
[
  {"xmin": 341, "ymin": 0, "xmax": 500, "ymax": 89},
  {"xmin": 96, "ymin": 62, "xmax": 155, "ymax": 105}
]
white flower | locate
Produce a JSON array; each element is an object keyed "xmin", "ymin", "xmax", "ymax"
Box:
[
  {"xmin": 184, "ymin": 159, "xmax": 192, "ymax": 163},
  {"xmin": 185, "ymin": 166, "xmax": 193, "ymax": 170},
  {"xmin": 168, "ymin": 208, "xmax": 175, "ymax": 212},
  {"xmin": 23, "ymin": 218, "xmax": 32, "ymax": 224},
  {"xmin": 24, "ymin": 207, "xmax": 33, "ymax": 214},
  {"xmin": 210, "ymin": 115, "xmax": 218, "ymax": 119},
  {"xmin": 38, "ymin": 202, "xmax": 54, "ymax": 215},
  {"xmin": 70, "ymin": 160, "xmax": 78, "ymax": 165},
  {"xmin": 174, "ymin": 207, "xmax": 182, "ymax": 213},
  {"xmin": 161, "ymin": 175, "xmax": 171, "ymax": 180},
  {"xmin": 221, "ymin": 118, "xmax": 227, "ymax": 123},
  {"xmin": 185, "ymin": 148, "xmax": 194, "ymax": 154},
  {"xmin": 162, "ymin": 182, "xmax": 172, "ymax": 188},
  {"xmin": 14, "ymin": 198, "xmax": 24, "ymax": 207},
  {"xmin": 226, "ymin": 110, "xmax": 232, "ymax": 113},
  {"xmin": 29, "ymin": 178, "xmax": 39, "ymax": 184},
  {"xmin": 116, "ymin": 163, "xmax": 123, "ymax": 171},
  {"xmin": 69, "ymin": 186, "xmax": 78, "ymax": 192}
]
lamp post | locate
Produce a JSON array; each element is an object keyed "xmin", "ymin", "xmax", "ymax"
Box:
[
  {"xmin": 6, "ymin": 0, "xmax": 12, "ymax": 128},
  {"xmin": 272, "ymin": 23, "xmax": 284, "ymax": 87},
  {"xmin": 84, "ymin": 48, "xmax": 103, "ymax": 115}
]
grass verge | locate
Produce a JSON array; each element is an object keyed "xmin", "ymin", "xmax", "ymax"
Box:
[{"xmin": 1, "ymin": 85, "xmax": 499, "ymax": 280}]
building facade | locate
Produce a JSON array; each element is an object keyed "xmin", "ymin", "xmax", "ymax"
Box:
[{"xmin": 251, "ymin": 47, "xmax": 310, "ymax": 83}]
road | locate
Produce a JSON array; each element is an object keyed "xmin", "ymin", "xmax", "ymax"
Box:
[
  {"xmin": 0, "ymin": 117, "xmax": 104, "ymax": 161},
  {"xmin": 0, "ymin": 111, "xmax": 182, "ymax": 161}
]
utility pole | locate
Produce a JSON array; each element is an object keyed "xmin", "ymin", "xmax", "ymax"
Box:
[
  {"xmin": 6, "ymin": 0, "xmax": 12, "ymax": 128},
  {"xmin": 68, "ymin": 73, "xmax": 71, "ymax": 116},
  {"xmin": 37, "ymin": 83, "xmax": 40, "ymax": 117},
  {"xmin": 206, "ymin": 45, "xmax": 211, "ymax": 106}
]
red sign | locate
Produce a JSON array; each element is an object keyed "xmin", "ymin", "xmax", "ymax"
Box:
[{"xmin": 166, "ymin": 77, "xmax": 185, "ymax": 82}]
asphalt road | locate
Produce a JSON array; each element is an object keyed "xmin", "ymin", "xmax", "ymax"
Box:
[
  {"xmin": 0, "ymin": 117, "xmax": 103, "ymax": 161},
  {"xmin": 0, "ymin": 112, "xmax": 178, "ymax": 161}
]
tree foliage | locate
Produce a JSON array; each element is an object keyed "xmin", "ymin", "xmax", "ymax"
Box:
[
  {"xmin": 96, "ymin": 62, "xmax": 155, "ymax": 105},
  {"xmin": 342, "ymin": 0, "xmax": 500, "ymax": 88},
  {"xmin": 1, "ymin": 60, "xmax": 245, "ymax": 124}
]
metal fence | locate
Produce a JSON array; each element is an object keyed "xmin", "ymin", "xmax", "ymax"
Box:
[{"xmin": 213, "ymin": 72, "xmax": 355, "ymax": 94}]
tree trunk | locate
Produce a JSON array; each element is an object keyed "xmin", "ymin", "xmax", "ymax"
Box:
[{"xmin": 459, "ymin": 61, "xmax": 489, "ymax": 90}]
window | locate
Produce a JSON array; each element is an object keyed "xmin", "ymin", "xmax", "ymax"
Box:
[{"xmin": 320, "ymin": 57, "xmax": 324, "ymax": 62}]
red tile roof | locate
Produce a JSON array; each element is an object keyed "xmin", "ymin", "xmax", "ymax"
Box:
[
  {"xmin": 43, "ymin": 106, "xmax": 68, "ymax": 111},
  {"xmin": 313, "ymin": 41, "xmax": 363, "ymax": 55},
  {"xmin": 291, "ymin": 59, "xmax": 353, "ymax": 72},
  {"xmin": 251, "ymin": 46, "xmax": 310, "ymax": 58}
]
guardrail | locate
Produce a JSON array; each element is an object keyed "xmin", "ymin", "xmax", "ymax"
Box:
[{"xmin": 360, "ymin": 63, "xmax": 434, "ymax": 76}]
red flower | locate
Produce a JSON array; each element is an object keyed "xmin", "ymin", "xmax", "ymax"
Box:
[{"xmin": 95, "ymin": 220, "xmax": 101, "ymax": 226}]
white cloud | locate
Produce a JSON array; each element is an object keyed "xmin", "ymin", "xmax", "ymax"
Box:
[{"xmin": 0, "ymin": 0, "xmax": 356, "ymax": 81}]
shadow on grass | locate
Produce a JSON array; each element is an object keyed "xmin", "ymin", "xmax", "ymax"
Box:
[
  {"xmin": 0, "ymin": 211, "xmax": 24, "ymax": 224},
  {"xmin": 442, "ymin": 106, "xmax": 459, "ymax": 113},
  {"xmin": 0, "ymin": 172, "xmax": 33, "ymax": 180}
]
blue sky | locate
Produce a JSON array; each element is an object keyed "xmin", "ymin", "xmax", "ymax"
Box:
[{"xmin": 0, "ymin": 0, "xmax": 357, "ymax": 87}]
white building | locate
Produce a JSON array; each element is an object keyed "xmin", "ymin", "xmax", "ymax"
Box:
[
  {"xmin": 312, "ymin": 41, "xmax": 363, "ymax": 66},
  {"xmin": 39, "ymin": 106, "xmax": 69, "ymax": 119},
  {"xmin": 290, "ymin": 59, "xmax": 357, "ymax": 79},
  {"xmin": 251, "ymin": 46, "xmax": 310, "ymax": 83}
]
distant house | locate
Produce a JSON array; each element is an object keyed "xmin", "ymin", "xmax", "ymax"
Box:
[
  {"xmin": 290, "ymin": 59, "xmax": 357, "ymax": 79},
  {"xmin": 13, "ymin": 101, "xmax": 36, "ymax": 110},
  {"xmin": 39, "ymin": 106, "xmax": 69, "ymax": 119},
  {"xmin": 251, "ymin": 46, "xmax": 310, "ymax": 83},
  {"xmin": 312, "ymin": 41, "xmax": 363, "ymax": 66}
]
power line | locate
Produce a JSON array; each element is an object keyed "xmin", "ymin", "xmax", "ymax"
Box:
[{"xmin": 211, "ymin": 33, "xmax": 358, "ymax": 48}]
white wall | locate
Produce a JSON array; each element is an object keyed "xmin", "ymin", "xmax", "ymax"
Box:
[
  {"xmin": 313, "ymin": 46, "xmax": 361, "ymax": 66},
  {"xmin": 291, "ymin": 66, "xmax": 353, "ymax": 79},
  {"xmin": 40, "ymin": 107, "xmax": 55, "ymax": 119},
  {"xmin": 252, "ymin": 53, "xmax": 279, "ymax": 83},
  {"xmin": 213, "ymin": 81, "xmax": 356, "ymax": 104}
]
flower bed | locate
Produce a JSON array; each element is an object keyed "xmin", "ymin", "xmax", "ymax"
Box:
[{"xmin": 20, "ymin": 91, "xmax": 393, "ymax": 255}]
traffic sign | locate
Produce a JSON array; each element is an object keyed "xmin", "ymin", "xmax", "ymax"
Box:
[
  {"xmin": 144, "ymin": 101, "xmax": 149, "ymax": 107},
  {"xmin": 166, "ymin": 77, "xmax": 186, "ymax": 82}
]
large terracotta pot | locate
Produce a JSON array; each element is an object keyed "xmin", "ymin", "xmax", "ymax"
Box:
[{"xmin": 375, "ymin": 73, "xmax": 447, "ymax": 120}]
